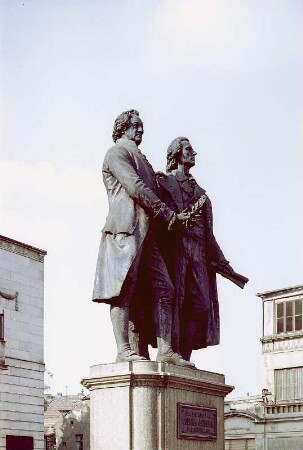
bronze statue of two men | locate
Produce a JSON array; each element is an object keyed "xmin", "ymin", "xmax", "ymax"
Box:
[{"xmin": 92, "ymin": 109, "xmax": 248, "ymax": 368}]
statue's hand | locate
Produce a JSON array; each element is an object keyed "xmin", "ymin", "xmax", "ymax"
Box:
[
  {"xmin": 176, "ymin": 212, "xmax": 191, "ymax": 222},
  {"xmin": 168, "ymin": 212, "xmax": 191, "ymax": 231}
]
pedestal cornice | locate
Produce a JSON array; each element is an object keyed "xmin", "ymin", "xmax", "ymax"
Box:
[{"xmin": 82, "ymin": 361, "xmax": 234, "ymax": 397}]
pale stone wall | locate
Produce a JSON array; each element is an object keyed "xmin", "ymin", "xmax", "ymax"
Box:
[
  {"xmin": 262, "ymin": 337, "xmax": 303, "ymax": 395},
  {"xmin": 263, "ymin": 300, "xmax": 274, "ymax": 336},
  {"xmin": 44, "ymin": 395, "xmax": 90, "ymax": 450},
  {"xmin": 0, "ymin": 236, "xmax": 46, "ymax": 450},
  {"xmin": 56, "ymin": 399, "xmax": 90, "ymax": 450}
]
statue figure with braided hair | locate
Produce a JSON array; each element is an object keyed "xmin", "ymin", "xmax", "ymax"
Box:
[
  {"xmin": 156, "ymin": 137, "xmax": 248, "ymax": 361},
  {"xmin": 92, "ymin": 111, "xmax": 194, "ymax": 368}
]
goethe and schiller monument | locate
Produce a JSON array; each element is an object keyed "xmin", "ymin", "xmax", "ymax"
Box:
[{"xmin": 82, "ymin": 109, "xmax": 248, "ymax": 450}]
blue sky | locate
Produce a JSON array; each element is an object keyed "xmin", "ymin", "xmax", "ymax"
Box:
[{"xmin": 1, "ymin": 0, "xmax": 302, "ymax": 396}]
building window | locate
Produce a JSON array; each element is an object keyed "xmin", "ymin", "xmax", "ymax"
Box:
[
  {"xmin": 275, "ymin": 367, "xmax": 303, "ymax": 401},
  {"xmin": 6, "ymin": 435, "xmax": 34, "ymax": 450},
  {"xmin": 75, "ymin": 434, "xmax": 83, "ymax": 450},
  {"xmin": 225, "ymin": 439, "xmax": 255, "ymax": 450},
  {"xmin": 276, "ymin": 299, "xmax": 302, "ymax": 334},
  {"xmin": 0, "ymin": 313, "xmax": 4, "ymax": 340}
]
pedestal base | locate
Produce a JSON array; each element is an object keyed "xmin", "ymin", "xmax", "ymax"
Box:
[{"xmin": 82, "ymin": 361, "xmax": 233, "ymax": 450}]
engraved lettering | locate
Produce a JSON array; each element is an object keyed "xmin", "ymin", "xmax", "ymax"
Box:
[{"xmin": 177, "ymin": 404, "xmax": 217, "ymax": 440}]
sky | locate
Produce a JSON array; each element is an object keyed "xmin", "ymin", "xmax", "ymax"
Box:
[{"xmin": 1, "ymin": 0, "xmax": 302, "ymax": 397}]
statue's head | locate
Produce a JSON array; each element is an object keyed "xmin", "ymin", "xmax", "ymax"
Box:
[
  {"xmin": 166, "ymin": 137, "xmax": 196, "ymax": 172},
  {"xmin": 112, "ymin": 109, "xmax": 144, "ymax": 146}
]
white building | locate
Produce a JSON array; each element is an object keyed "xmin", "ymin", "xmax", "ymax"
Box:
[
  {"xmin": 259, "ymin": 285, "xmax": 302, "ymax": 404},
  {"xmin": 44, "ymin": 394, "xmax": 90, "ymax": 450},
  {"xmin": 0, "ymin": 235, "xmax": 46, "ymax": 450},
  {"xmin": 224, "ymin": 284, "xmax": 303, "ymax": 450}
]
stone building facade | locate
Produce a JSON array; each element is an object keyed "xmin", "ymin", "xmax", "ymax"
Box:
[
  {"xmin": 0, "ymin": 235, "xmax": 46, "ymax": 450},
  {"xmin": 259, "ymin": 285, "xmax": 302, "ymax": 403},
  {"xmin": 224, "ymin": 284, "xmax": 303, "ymax": 450},
  {"xmin": 44, "ymin": 394, "xmax": 90, "ymax": 450}
]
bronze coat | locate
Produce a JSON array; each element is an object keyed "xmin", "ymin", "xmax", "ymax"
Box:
[
  {"xmin": 156, "ymin": 172, "xmax": 228, "ymax": 350},
  {"xmin": 92, "ymin": 138, "xmax": 173, "ymax": 303}
]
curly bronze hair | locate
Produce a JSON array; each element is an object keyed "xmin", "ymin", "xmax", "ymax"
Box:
[
  {"xmin": 166, "ymin": 137, "xmax": 189, "ymax": 172},
  {"xmin": 112, "ymin": 109, "xmax": 140, "ymax": 143}
]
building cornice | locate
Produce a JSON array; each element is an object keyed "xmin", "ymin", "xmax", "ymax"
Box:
[
  {"xmin": 0, "ymin": 289, "xmax": 19, "ymax": 311},
  {"xmin": 261, "ymin": 331, "xmax": 303, "ymax": 344},
  {"xmin": 224, "ymin": 411, "xmax": 264, "ymax": 423},
  {"xmin": 82, "ymin": 361, "xmax": 234, "ymax": 398},
  {"xmin": 82, "ymin": 372, "xmax": 234, "ymax": 397},
  {"xmin": 0, "ymin": 235, "xmax": 47, "ymax": 262},
  {"xmin": 257, "ymin": 285, "xmax": 303, "ymax": 301}
]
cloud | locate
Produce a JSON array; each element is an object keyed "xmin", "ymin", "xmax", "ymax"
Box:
[
  {"xmin": 0, "ymin": 160, "xmax": 106, "ymax": 246},
  {"xmin": 144, "ymin": 0, "xmax": 301, "ymax": 72}
]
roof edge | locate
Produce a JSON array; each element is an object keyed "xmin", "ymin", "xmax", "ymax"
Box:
[
  {"xmin": 0, "ymin": 235, "xmax": 47, "ymax": 256},
  {"xmin": 256, "ymin": 284, "xmax": 303, "ymax": 299}
]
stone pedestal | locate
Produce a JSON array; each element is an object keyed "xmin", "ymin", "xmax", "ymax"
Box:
[{"xmin": 82, "ymin": 361, "xmax": 233, "ymax": 450}]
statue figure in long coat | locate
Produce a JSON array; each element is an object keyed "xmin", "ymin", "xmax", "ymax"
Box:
[
  {"xmin": 156, "ymin": 137, "xmax": 248, "ymax": 361},
  {"xmin": 92, "ymin": 111, "xmax": 194, "ymax": 367}
]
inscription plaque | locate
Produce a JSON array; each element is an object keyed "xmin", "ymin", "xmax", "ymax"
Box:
[{"xmin": 177, "ymin": 403, "xmax": 217, "ymax": 440}]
